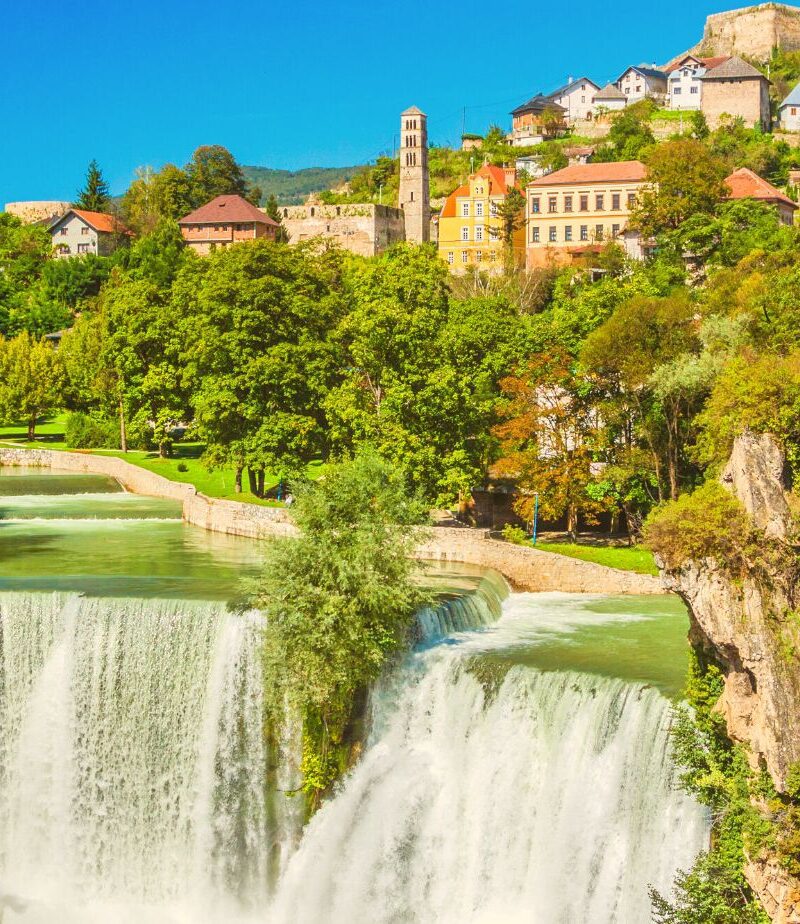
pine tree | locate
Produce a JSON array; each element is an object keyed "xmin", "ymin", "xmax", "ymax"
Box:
[{"xmin": 75, "ymin": 160, "xmax": 111, "ymax": 211}]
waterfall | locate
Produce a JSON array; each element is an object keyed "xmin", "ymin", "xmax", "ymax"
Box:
[
  {"xmin": 0, "ymin": 583, "xmax": 707, "ymax": 923},
  {"xmin": 268, "ymin": 627, "xmax": 708, "ymax": 923},
  {"xmin": 0, "ymin": 592, "xmax": 294, "ymax": 923}
]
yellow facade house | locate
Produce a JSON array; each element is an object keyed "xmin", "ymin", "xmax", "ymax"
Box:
[
  {"xmin": 525, "ymin": 161, "xmax": 648, "ymax": 268},
  {"xmin": 438, "ymin": 164, "xmax": 526, "ymax": 273}
]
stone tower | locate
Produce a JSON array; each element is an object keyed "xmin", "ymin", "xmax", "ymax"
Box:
[{"xmin": 398, "ymin": 106, "xmax": 430, "ymax": 243}]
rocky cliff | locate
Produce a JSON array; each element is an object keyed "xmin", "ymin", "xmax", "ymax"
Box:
[
  {"xmin": 694, "ymin": 3, "xmax": 800, "ymax": 60},
  {"xmin": 659, "ymin": 431, "xmax": 800, "ymax": 921}
]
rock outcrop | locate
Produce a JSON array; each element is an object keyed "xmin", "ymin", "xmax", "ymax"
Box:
[
  {"xmin": 696, "ymin": 3, "xmax": 800, "ymax": 60},
  {"xmin": 659, "ymin": 431, "xmax": 800, "ymax": 921}
]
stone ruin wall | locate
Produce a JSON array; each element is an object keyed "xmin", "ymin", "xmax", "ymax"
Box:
[
  {"xmin": 696, "ymin": 3, "xmax": 800, "ymax": 59},
  {"xmin": 276, "ymin": 203, "xmax": 406, "ymax": 257}
]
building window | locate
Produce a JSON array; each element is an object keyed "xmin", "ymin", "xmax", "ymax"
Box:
[
  {"xmin": 673, "ymin": 87, "xmax": 682, "ymax": 95},
  {"xmin": 81, "ymin": 226, "xmax": 89, "ymax": 236},
  {"xmin": 476, "ymin": 201, "xmax": 484, "ymax": 217},
  {"xmin": 564, "ymin": 195, "xmax": 573, "ymax": 212},
  {"xmin": 60, "ymin": 227, "xmax": 68, "ymax": 236},
  {"xmin": 59, "ymin": 244, "xmax": 70, "ymax": 254},
  {"xmin": 549, "ymin": 226, "xmax": 557, "ymax": 242},
  {"xmin": 612, "ymin": 193, "xmax": 620, "ymax": 210},
  {"xmin": 310, "ymin": 208, "xmax": 315, "ymax": 217},
  {"xmin": 490, "ymin": 201, "xmax": 498, "ymax": 216},
  {"xmin": 77, "ymin": 242, "xmax": 90, "ymax": 253},
  {"xmin": 531, "ymin": 197, "xmax": 540, "ymax": 214},
  {"xmin": 580, "ymin": 225, "xmax": 588, "ymax": 241},
  {"xmin": 691, "ymin": 86, "xmax": 699, "ymax": 95},
  {"xmin": 548, "ymin": 196, "xmax": 557, "ymax": 213},
  {"xmin": 448, "ymin": 252, "xmax": 454, "ymax": 264},
  {"xmin": 595, "ymin": 225, "xmax": 604, "ymax": 240},
  {"xmin": 565, "ymin": 225, "xmax": 573, "ymax": 241},
  {"xmin": 625, "ymin": 88, "xmax": 630, "ymax": 95},
  {"xmin": 475, "ymin": 226, "xmax": 484, "ymax": 241},
  {"xmin": 579, "ymin": 194, "xmax": 589, "ymax": 211},
  {"xmin": 627, "ymin": 193, "xmax": 636, "ymax": 208},
  {"xmin": 490, "ymin": 250, "xmax": 497, "ymax": 261},
  {"xmin": 461, "ymin": 250, "xmax": 468, "ymax": 263},
  {"xmin": 531, "ymin": 226, "xmax": 540, "ymax": 243},
  {"xmin": 284, "ymin": 209, "xmax": 288, "ymax": 217},
  {"xmin": 461, "ymin": 226, "xmax": 469, "ymax": 241},
  {"xmin": 793, "ymin": 107, "xmax": 798, "ymax": 115},
  {"xmin": 476, "ymin": 251, "xmax": 482, "ymax": 262},
  {"xmin": 462, "ymin": 202, "xmax": 469, "ymax": 217},
  {"xmin": 595, "ymin": 194, "xmax": 604, "ymax": 210},
  {"xmin": 612, "ymin": 223, "xmax": 620, "ymax": 237}
]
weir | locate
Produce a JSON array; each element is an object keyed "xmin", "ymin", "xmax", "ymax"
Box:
[{"xmin": 0, "ymin": 467, "xmax": 709, "ymax": 922}]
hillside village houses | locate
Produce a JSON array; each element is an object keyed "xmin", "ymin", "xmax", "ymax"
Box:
[
  {"xmin": 616, "ymin": 66, "xmax": 668, "ymax": 103},
  {"xmin": 724, "ymin": 166, "xmax": 798, "ymax": 224},
  {"xmin": 437, "ymin": 163, "xmax": 525, "ymax": 272},
  {"xmin": 547, "ymin": 77, "xmax": 601, "ymax": 122},
  {"xmin": 178, "ymin": 194, "xmax": 279, "ymax": 254},
  {"xmin": 510, "ymin": 96, "xmax": 567, "ymax": 146},
  {"xmin": 699, "ymin": 55, "xmax": 771, "ymax": 129},
  {"xmin": 525, "ymin": 161, "xmax": 649, "ymax": 268},
  {"xmin": 779, "ymin": 80, "xmax": 800, "ymax": 129},
  {"xmin": 592, "ymin": 84, "xmax": 628, "ymax": 112},
  {"xmin": 50, "ymin": 209, "xmax": 131, "ymax": 258},
  {"xmin": 666, "ymin": 55, "xmax": 731, "ymax": 110}
]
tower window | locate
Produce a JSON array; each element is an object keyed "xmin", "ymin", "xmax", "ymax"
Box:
[
  {"xmin": 310, "ymin": 207, "xmax": 315, "ymax": 217},
  {"xmin": 410, "ymin": 191, "xmax": 414, "ymax": 201},
  {"xmin": 283, "ymin": 208, "xmax": 288, "ymax": 218}
]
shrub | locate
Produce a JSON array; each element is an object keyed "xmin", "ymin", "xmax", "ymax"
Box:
[
  {"xmin": 176, "ymin": 461, "xmax": 189, "ymax": 473},
  {"xmin": 64, "ymin": 412, "xmax": 119, "ymax": 450},
  {"xmin": 502, "ymin": 523, "xmax": 529, "ymax": 545},
  {"xmin": 643, "ymin": 481, "xmax": 751, "ymax": 571}
]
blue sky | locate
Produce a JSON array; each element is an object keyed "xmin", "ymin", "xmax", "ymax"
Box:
[{"xmin": 1, "ymin": 0, "xmax": 740, "ymax": 205}]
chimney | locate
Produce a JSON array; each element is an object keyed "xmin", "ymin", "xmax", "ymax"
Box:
[{"xmin": 503, "ymin": 164, "xmax": 517, "ymax": 189}]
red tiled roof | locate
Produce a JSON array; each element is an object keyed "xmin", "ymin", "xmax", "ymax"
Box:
[
  {"xmin": 724, "ymin": 167, "xmax": 797, "ymax": 209},
  {"xmin": 528, "ymin": 161, "xmax": 647, "ymax": 186},
  {"xmin": 71, "ymin": 209, "xmax": 132, "ymax": 235},
  {"xmin": 667, "ymin": 54, "xmax": 731, "ymax": 73},
  {"xmin": 179, "ymin": 194, "xmax": 278, "ymax": 226},
  {"xmin": 439, "ymin": 164, "xmax": 518, "ymax": 218}
]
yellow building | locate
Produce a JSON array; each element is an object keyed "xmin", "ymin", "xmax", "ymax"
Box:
[
  {"xmin": 438, "ymin": 164, "xmax": 526, "ymax": 273},
  {"xmin": 526, "ymin": 161, "xmax": 648, "ymax": 268}
]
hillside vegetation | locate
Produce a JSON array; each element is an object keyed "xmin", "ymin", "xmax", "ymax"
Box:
[{"xmin": 242, "ymin": 164, "xmax": 361, "ymax": 204}]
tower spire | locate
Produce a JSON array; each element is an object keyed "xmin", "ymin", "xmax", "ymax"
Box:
[{"xmin": 398, "ymin": 106, "xmax": 430, "ymax": 243}]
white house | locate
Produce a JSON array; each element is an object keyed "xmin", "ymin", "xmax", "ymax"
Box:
[
  {"xmin": 50, "ymin": 209, "xmax": 131, "ymax": 259},
  {"xmin": 779, "ymin": 80, "xmax": 800, "ymax": 130},
  {"xmin": 592, "ymin": 83, "xmax": 627, "ymax": 112},
  {"xmin": 546, "ymin": 76, "xmax": 600, "ymax": 122},
  {"xmin": 666, "ymin": 54, "xmax": 730, "ymax": 110},
  {"xmin": 616, "ymin": 66, "xmax": 668, "ymax": 103}
]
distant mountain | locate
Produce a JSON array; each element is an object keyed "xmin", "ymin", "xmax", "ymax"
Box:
[{"xmin": 242, "ymin": 165, "xmax": 362, "ymax": 205}]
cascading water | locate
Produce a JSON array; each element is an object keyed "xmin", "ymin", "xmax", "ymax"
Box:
[
  {"xmin": 267, "ymin": 594, "xmax": 710, "ymax": 924},
  {"xmin": 0, "ymin": 467, "xmax": 709, "ymax": 922},
  {"xmin": 0, "ymin": 591, "xmax": 299, "ymax": 924}
]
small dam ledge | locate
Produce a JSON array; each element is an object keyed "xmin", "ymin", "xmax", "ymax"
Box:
[{"xmin": 0, "ymin": 447, "xmax": 664, "ymax": 595}]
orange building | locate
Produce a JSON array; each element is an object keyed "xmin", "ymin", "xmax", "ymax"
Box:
[
  {"xmin": 438, "ymin": 164, "xmax": 526, "ymax": 273},
  {"xmin": 179, "ymin": 195, "xmax": 278, "ymax": 255},
  {"xmin": 724, "ymin": 167, "xmax": 797, "ymax": 226}
]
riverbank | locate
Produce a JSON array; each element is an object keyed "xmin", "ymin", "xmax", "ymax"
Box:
[{"xmin": 0, "ymin": 447, "xmax": 665, "ymax": 595}]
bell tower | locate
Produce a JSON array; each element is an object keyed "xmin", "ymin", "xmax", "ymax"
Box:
[{"xmin": 398, "ymin": 106, "xmax": 430, "ymax": 243}]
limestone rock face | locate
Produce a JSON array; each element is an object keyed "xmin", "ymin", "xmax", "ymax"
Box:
[
  {"xmin": 696, "ymin": 3, "xmax": 800, "ymax": 60},
  {"xmin": 660, "ymin": 431, "xmax": 800, "ymax": 922}
]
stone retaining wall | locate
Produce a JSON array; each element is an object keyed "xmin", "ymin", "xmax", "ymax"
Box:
[
  {"xmin": 0, "ymin": 448, "xmax": 664, "ymax": 594},
  {"xmin": 415, "ymin": 528, "xmax": 665, "ymax": 595}
]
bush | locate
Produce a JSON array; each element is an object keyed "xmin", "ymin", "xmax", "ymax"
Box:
[
  {"xmin": 64, "ymin": 412, "xmax": 119, "ymax": 450},
  {"xmin": 176, "ymin": 461, "xmax": 189, "ymax": 473},
  {"xmin": 502, "ymin": 523, "xmax": 529, "ymax": 545},
  {"xmin": 643, "ymin": 481, "xmax": 751, "ymax": 571}
]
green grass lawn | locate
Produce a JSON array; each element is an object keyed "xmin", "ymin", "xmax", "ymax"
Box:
[
  {"xmin": 0, "ymin": 414, "xmax": 328, "ymax": 505},
  {"xmin": 535, "ymin": 541, "xmax": 659, "ymax": 575},
  {"xmin": 651, "ymin": 109, "xmax": 690, "ymax": 123}
]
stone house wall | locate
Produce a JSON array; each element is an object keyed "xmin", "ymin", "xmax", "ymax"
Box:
[
  {"xmin": 699, "ymin": 3, "xmax": 800, "ymax": 58},
  {"xmin": 701, "ymin": 76, "xmax": 771, "ymax": 129}
]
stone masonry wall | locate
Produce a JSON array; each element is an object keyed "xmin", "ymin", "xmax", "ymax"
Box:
[
  {"xmin": 0, "ymin": 448, "xmax": 664, "ymax": 594},
  {"xmin": 278, "ymin": 203, "xmax": 405, "ymax": 257}
]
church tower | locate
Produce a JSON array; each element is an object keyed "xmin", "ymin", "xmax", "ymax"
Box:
[{"xmin": 398, "ymin": 106, "xmax": 430, "ymax": 243}]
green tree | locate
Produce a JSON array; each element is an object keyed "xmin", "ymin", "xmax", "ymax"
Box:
[
  {"xmin": 178, "ymin": 240, "xmax": 346, "ymax": 490},
  {"xmin": 0, "ymin": 214, "xmax": 52, "ymax": 335},
  {"xmin": 0, "ymin": 332, "xmax": 63, "ymax": 439},
  {"xmin": 496, "ymin": 187, "xmax": 526, "ymax": 267},
  {"xmin": 185, "ymin": 144, "xmax": 260, "ymax": 205},
  {"xmin": 75, "ymin": 159, "xmax": 111, "ymax": 211},
  {"xmin": 265, "ymin": 193, "xmax": 290, "ymax": 242},
  {"xmin": 631, "ymin": 139, "xmax": 728, "ymax": 238},
  {"xmin": 257, "ymin": 451, "xmax": 427, "ymax": 806}
]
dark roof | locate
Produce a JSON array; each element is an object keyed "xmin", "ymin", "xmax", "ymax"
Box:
[
  {"xmin": 617, "ymin": 65, "xmax": 668, "ymax": 82},
  {"xmin": 178, "ymin": 194, "xmax": 278, "ymax": 226},
  {"xmin": 547, "ymin": 76, "xmax": 599, "ymax": 99},
  {"xmin": 700, "ymin": 55, "xmax": 768, "ymax": 81},
  {"xmin": 593, "ymin": 82, "xmax": 627, "ymax": 100},
  {"xmin": 511, "ymin": 95, "xmax": 567, "ymax": 116}
]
